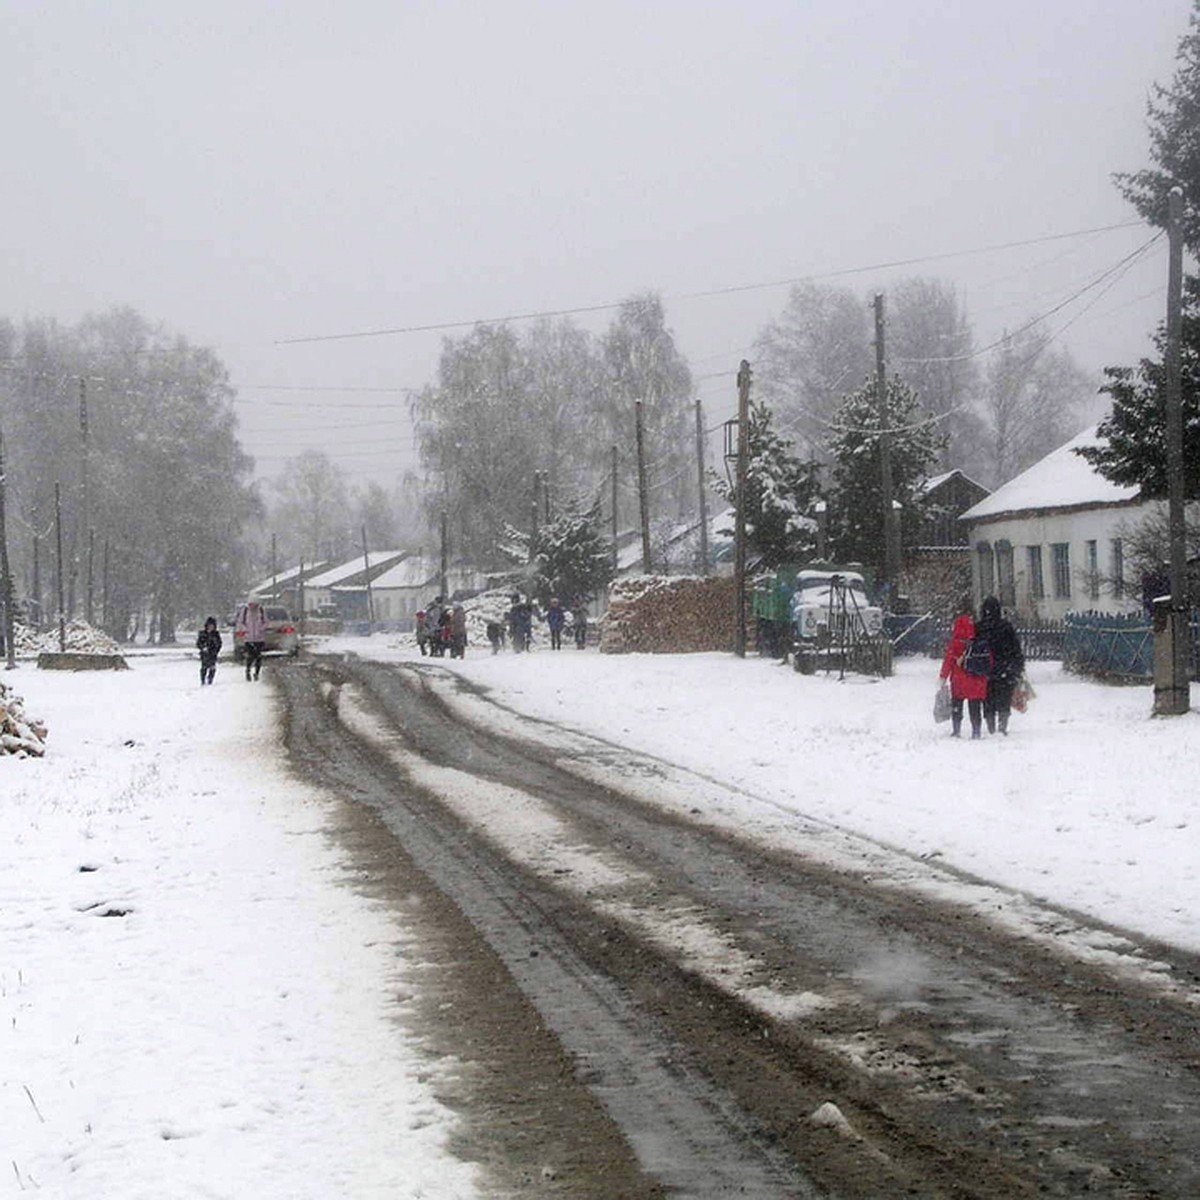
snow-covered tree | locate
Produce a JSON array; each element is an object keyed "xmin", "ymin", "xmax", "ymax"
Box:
[
  {"xmin": 825, "ymin": 377, "xmax": 942, "ymax": 576},
  {"xmin": 529, "ymin": 507, "xmax": 614, "ymax": 605},
  {"xmin": 711, "ymin": 400, "xmax": 821, "ymax": 569},
  {"xmin": 1076, "ymin": 279, "xmax": 1200, "ymax": 499}
]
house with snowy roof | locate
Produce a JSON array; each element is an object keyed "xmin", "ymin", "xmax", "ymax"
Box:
[
  {"xmin": 959, "ymin": 427, "xmax": 1145, "ymax": 620},
  {"xmin": 342, "ymin": 554, "xmax": 490, "ymax": 629},
  {"xmin": 299, "ymin": 550, "xmax": 410, "ymax": 616}
]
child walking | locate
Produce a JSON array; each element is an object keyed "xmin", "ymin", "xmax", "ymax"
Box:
[{"xmin": 197, "ymin": 616, "xmax": 222, "ymax": 686}]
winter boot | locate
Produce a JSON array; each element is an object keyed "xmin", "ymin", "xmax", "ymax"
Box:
[
  {"xmin": 986, "ymin": 715, "xmax": 996, "ymax": 734},
  {"xmin": 951, "ymin": 717, "xmax": 962, "ymax": 738},
  {"xmin": 999, "ymin": 713, "xmax": 1009, "ymax": 736}
]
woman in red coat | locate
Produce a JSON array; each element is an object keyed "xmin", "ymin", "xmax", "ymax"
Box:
[{"xmin": 939, "ymin": 592, "xmax": 988, "ymax": 738}]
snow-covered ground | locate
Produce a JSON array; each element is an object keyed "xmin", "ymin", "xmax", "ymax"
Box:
[
  {"xmin": 3, "ymin": 637, "xmax": 1197, "ymax": 1197},
  {"xmin": 1, "ymin": 654, "xmax": 481, "ymax": 1200}
]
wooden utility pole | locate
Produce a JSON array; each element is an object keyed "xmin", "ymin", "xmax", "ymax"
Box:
[
  {"xmin": 0, "ymin": 425, "xmax": 16, "ymax": 669},
  {"xmin": 734, "ymin": 361, "xmax": 751, "ymax": 657},
  {"xmin": 361, "ymin": 525, "xmax": 375, "ymax": 634},
  {"xmin": 543, "ymin": 470, "xmax": 551, "ymax": 524},
  {"xmin": 1155, "ymin": 187, "xmax": 1190, "ymax": 716},
  {"xmin": 298, "ymin": 558, "xmax": 306, "ymax": 638},
  {"xmin": 530, "ymin": 474, "xmax": 540, "ymax": 562},
  {"xmin": 439, "ymin": 510, "xmax": 448, "ymax": 600},
  {"xmin": 635, "ymin": 400, "xmax": 652, "ymax": 573},
  {"xmin": 102, "ymin": 540, "xmax": 110, "ymax": 634},
  {"xmin": 611, "ymin": 445, "xmax": 619, "ymax": 573},
  {"xmin": 80, "ymin": 377, "xmax": 92, "ymax": 624},
  {"xmin": 54, "ymin": 483, "xmax": 66, "ymax": 652},
  {"xmin": 875, "ymin": 294, "xmax": 901, "ymax": 600},
  {"xmin": 694, "ymin": 397, "xmax": 710, "ymax": 574}
]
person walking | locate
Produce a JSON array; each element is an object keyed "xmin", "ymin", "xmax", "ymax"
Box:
[
  {"xmin": 235, "ymin": 598, "xmax": 268, "ymax": 681},
  {"xmin": 450, "ymin": 603, "xmax": 467, "ymax": 658},
  {"xmin": 571, "ymin": 598, "xmax": 588, "ymax": 649},
  {"xmin": 976, "ymin": 595, "xmax": 1025, "ymax": 736},
  {"xmin": 939, "ymin": 592, "xmax": 988, "ymax": 738},
  {"xmin": 196, "ymin": 616, "xmax": 222, "ymax": 686},
  {"xmin": 414, "ymin": 609, "xmax": 429, "ymax": 656},
  {"xmin": 546, "ymin": 597, "xmax": 565, "ymax": 650}
]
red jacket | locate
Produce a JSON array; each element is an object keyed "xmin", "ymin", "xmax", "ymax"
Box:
[{"xmin": 940, "ymin": 613, "xmax": 988, "ymax": 701}]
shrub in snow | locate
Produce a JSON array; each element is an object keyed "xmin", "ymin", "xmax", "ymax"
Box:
[{"xmin": 0, "ymin": 678, "xmax": 48, "ymax": 757}]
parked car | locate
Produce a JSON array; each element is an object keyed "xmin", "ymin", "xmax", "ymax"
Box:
[{"xmin": 231, "ymin": 604, "xmax": 299, "ymax": 661}]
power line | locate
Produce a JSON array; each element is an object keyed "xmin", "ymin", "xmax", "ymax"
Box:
[{"xmin": 273, "ymin": 220, "xmax": 1147, "ymax": 346}]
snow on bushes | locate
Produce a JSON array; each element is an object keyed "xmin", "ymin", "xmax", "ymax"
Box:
[{"xmin": 0, "ymin": 677, "xmax": 48, "ymax": 757}]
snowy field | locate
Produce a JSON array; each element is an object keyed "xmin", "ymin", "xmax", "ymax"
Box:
[{"xmin": 3, "ymin": 637, "xmax": 1198, "ymax": 1197}]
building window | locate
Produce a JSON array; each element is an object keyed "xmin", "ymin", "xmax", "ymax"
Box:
[
  {"xmin": 1051, "ymin": 543, "xmax": 1071, "ymax": 600},
  {"xmin": 1111, "ymin": 538, "xmax": 1124, "ymax": 599},
  {"xmin": 995, "ymin": 540, "xmax": 1015, "ymax": 608},
  {"xmin": 1085, "ymin": 539, "xmax": 1099, "ymax": 602},
  {"xmin": 976, "ymin": 542, "xmax": 994, "ymax": 597},
  {"xmin": 1027, "ymin": 545, "xmax": 1045, "ymax": 600}
]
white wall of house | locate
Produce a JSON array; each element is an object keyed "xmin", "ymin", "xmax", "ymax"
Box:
[{"xmin": 968, "ymin": 501, "xmax": 1145, "ymax": 620}]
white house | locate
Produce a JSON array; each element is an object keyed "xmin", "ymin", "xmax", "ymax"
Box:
[
  {"xmin": 960, "ymin": 427, "xmax": 1146, "ymax": 621},
  {"xmin": 301, "ymin": 550, "xmax": 409, "ymax": 614},
  {"xmin": 355, "ymin": 556, "xmax": 489, "ymax": 628}
]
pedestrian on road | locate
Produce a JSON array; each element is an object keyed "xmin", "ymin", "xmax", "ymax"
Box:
[
  {"xmin": 450, "ymin": 603, "xmax": 467, "ymax": 658},
  {"xmin": 546, "ymin": 597, "xmax": 565, "ymax": 650},
  {"xmin": 571, "ymin": 599, "xmax": 588, "ymax": 649},
  {"xmin": 414, "ymin": 609, "xmax": 429, "ymax": 656},
  {"xmin": 976, "ymin": 595, "xmax": 1025, "ymax": 736},
  {"xmin": 939, "ymin": 592, "xmax": 987, "ymax": 739},
  {"xmin": 196, "ymin": 616, "xmax": 222, "ymax": 686},
  {"xmin": 235, "ymin": 598, "xmax": 267, "ymax": 681}
]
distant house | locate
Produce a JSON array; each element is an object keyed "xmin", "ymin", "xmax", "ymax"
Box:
[
  {"xmin": 917, "ymin": 470, "xmax": 990, "ymax": 548},
  {"xmin": 349, "ymin": 556, "xmax": 489, "ymax": 629},
  {"xmin": 960, "ymin": 427, "xmax": 1144, "ymax": 620},
  {"xmin": 247, "ymin": 561, "xmax": 330, "ymax": 613},
  {"xmin": 300, "ymin": 550, "xmax": 410, "ymax": 617}
]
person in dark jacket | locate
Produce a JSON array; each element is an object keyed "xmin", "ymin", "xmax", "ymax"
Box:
[
  {"xmin": 546, "ymin": 597, "xmax": 565, "ymax": 650},
  {"xmin": 196, "ymin": 616, "xmax": 222, "ymax": 686},
  {"xmin": 976, "ymin": 595, "xmax": 1025, "ymax": 735}
]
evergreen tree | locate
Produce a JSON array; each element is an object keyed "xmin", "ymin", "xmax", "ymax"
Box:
[
  {"xmin": 1076, "ymin": 279, "xmax": 1200, "ymax": 498},
  {"xmin": 711, "ymin": 400, "xmax": 821, "ymax": 569},
  {"xmin": 1114, "ymin": 1, "xmax": 1200, "ymax": 250},
  {"xmin": 529, "ymin": 507, "xmax": 614, "ymax": 604},
  {"xmin": 825, "ymin": 377, "xmax": 942, "ymax": 576}
]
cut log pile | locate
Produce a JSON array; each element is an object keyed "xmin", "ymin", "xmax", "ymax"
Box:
[
  {"xmin": 600, "ymin": 575, "xmax": 744, "ymax": 654},
  {"xmin": 0, "ymin": 678, "xmax": 48, "ymax": 757},
  {"xmin": 13, "ymin": 620, "xmax": 121, "ymax": 657}
]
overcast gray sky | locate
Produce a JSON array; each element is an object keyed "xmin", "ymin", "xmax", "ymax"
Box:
[{"xmin": 0, "ymin": 1, "xmax": 1191, "ymax": 485}]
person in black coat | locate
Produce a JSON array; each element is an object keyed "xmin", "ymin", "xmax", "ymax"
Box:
[
  {"xmin": 975, "ymin": 595, "xmax": 1024, "ymax": 735},
  {"xmin": 196, "ymin": 616, "xmax": 222, "ymax": 686}
]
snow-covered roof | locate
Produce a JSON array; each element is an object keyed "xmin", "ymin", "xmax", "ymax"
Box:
[
  {"xmin": 304, "ymin": 550, "xmax": 408, "ymax": 589},
  {"xmin": 365, "ymin": 555, "xmax": 441, "ymax": 590},
  {"xmin": 961, "ymin": 427, "xmax": 1139, "ymax": 522},
  {"xmin": 922, "ymin": 468, "xmax": 988, "ymax": 495},
  {"xmin": 248, "ymin": 561, "xmax": 330, "ymax": 596}
]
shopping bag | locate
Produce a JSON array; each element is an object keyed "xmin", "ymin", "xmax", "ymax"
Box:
[
  {"xmin": 933, "ymin": 681, "xmax": 952, "ymax": 723},
  {"xmin": 1011, "ymin": 674, "xmax": 1035, "ymax": 714}
]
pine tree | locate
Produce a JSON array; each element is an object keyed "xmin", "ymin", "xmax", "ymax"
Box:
[
  {"xmin": 530, "ymin": 507, "xmax": 614, "ymax": 605},
  {"xmin": 1076, "ymin": 279, "xmax": 1200, "ymax": 498},
  {"xmin": 711, "ymin": 400, "xmax": 821, "ymax": 569},
  {"xmin": 825, "ymin": 377, "xmax": 942, "ymax": 576},
  {"xmin": 1115, "ymin": 1, "xmax": 1200, "ymax": 250}
]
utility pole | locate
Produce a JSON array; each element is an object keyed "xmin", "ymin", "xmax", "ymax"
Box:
[
  {"xmin": 54, "ymin": 483, "xmax": 66, "ymax": 652},
  {"xmin": 32, "ymin": 527, "xmax": 41, "ymax": 629},
  {"xmin": 79, "ymin": 377, "xmax": 92, "ymax": 624},
  {"xmin": 875, "ymin": 293, "xmax": 901, "ymax": 600},
  {"xmin": 543, "ymin": 470, "xmax": 551, "ymax": 524},
  {"xmin": 102, "ymin": 539, "xmax": 110, "ymax": 634},
  {"xmin": 439, "ymin": 510, "xmax": 448, "ymax": 600},
  {"xmin": 734, "ymin": 360, "xmax": 751, "ymax": 657},
  {"xmin": 1155, "ymin": 187, "xmax": 1191, "ymax": 716},
  {"xmin": 0, "ymin": 425, "xmax": 16, "ymax": 669},
  {"xmin": 694, "ymin": 397, "xmax": 710, "ymax": 574},
  {"xmin": 86, "ymin": 529, "xmax": 95, "ymax": 627},
  {"xmin": 361, "ymin": 525, "xmax": 375, "ymax": 635},
  {"xmin": 271, "ymin": 533, "xmax": 278, "ymax": 604},
  {"xmin": 635, "ymin": 399, "xmax": 652, "ymax": 573},
  {"xmin": 611, "ymin": 445, "xmax": 619, "ymax": 573},
  {"xmin": 530, "ymin": 473, "xmax": 540, "ymax": 562}
]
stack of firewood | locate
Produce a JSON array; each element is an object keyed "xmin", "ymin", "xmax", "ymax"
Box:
[
  {"xmin": 14, "ymin": 619, "xmax": 120, "ymax": 657},
  {"xmin": 600, "ymin": 575, "xmax": 745, "ymax": 654},
  {"xmin": 0, "ymin": 678, "xmax": 48, "ymax": 757}
]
